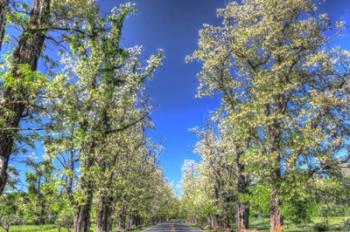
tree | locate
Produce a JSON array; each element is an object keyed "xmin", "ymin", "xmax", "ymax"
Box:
[
  {"xmin": 45, "ymin": 3, "xmax": 163, "ymax": 231},
  {"xmin": 189, "ymin": 0, "xmax": 350, "ymax": 231},
  {"xmin": 0, "ymin": 192, "xmax": 23, "ymax": 232},
  {"xmin": 0, "ymin": 0, "xmax": 9, "ymax": 51},
  {"xmin": 0, "ymin": 0, "xmax": 51, "ymax": 195},
  {"xmin": 24, "ymin": 158, "xmax": 57, "ymax": 224},
  {"xmin": 0, "ymin": 0, "xmax": 97, "ymax": 195},
  {"xmin": 192, "ymin": 125, "xmax": 236, "ymax": 230}
]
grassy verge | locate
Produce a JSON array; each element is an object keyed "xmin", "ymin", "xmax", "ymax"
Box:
[
  {"xmin": 187, "ymin": 216, "xmax": 350, "ymax": 232},
  {"xmin": 0, "ymin": 224, "xmax": 61, "ymax": 232},
  {"xmin": 0, "ymin": 224, "xmax": 152, "ymax": 232},
  {"xmin": 250, "ymin": 216, "xmax": 350, "ymax": 231}
]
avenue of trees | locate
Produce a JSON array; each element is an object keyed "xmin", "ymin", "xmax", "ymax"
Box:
[
  {"xmin": 180, "ymin": 0, "xmax": 350, "ymax": 232},
  {"xmin": 0, "ymin": 0, "xmax": 178, "ymax": 232},
  {"xmin": 2, "ymin": 0, "xmax": 350, "ymax": 232}
]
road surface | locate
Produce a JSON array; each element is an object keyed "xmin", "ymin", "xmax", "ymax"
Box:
[{"xmin": 145, "ymin": 220, "xmax": 202, "ymax": 232}]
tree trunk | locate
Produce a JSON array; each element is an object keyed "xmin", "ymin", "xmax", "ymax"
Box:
[
  {"xmin": 269, "ymin": 149, "xmax": 283, "ymax": 232},
  {"xmin": 236, "ymin": 153, "xmax": 249, "ymax": 231},
  {"xmin": 0, "ymin": 0, "xmax": 9, "ymax": 51},
  {"xmin": 74, "ymin": 199, "xmax": 93, "ymax": 232},
  {"xmin": 270, "ymin": 190, "xmax": 283, "ymax": 232},
  {"xmin": 74, "ymin": 159, "xmax": 94, "ymax": 232},
  {"xmin": 119, "ymin": 211, "xmax": 127, "ymax": 231},
  {"xmin": 96, "ymin": 195, "xmax": 113, "ymax": 232},
  {"xmin": 208, "ymin": 215, "xmax": 218, "ymax": 230},
  {"xmin": 237, "ymin": 203, "xmax": 249, "ymax": 232},
  {"xmin": 128, "ymin": 214, "xmax": 134, "ymax": 230},
  {"xmin": 0, "ymin": 0, "xmax": 51, "ymax": 195}
]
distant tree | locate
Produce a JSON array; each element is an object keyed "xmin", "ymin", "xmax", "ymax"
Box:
[
  {"xmin": 192, "ymin": 125, "xmax": 236, "ymax": 230},
  {"xmin": 0, "ymin": 193, "xmax": 23, "ymax": 232},
  {"xmin": 24, "ymin": 158, "xmax": 57, "ymax": 224}
]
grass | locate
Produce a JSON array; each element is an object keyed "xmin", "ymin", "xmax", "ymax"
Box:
[
  {"xmin": 0, "ymin": 224, "xmax": 62, "ymax": 232},
  {"xmin": 248, "ymin": 217, "xmax": 349, "ymax": 231},
  {"xmin": 249, "ymin": 216, "xmax": 350, "ymax": 231},
  {"xmin": 0, "ymin": 224, "xmax": 152, "ymax": 232},
  {"xmin": 3, "ymin": 218, "xmax": 349, "ymax": 232},
  {"xmin": 194, "ymin": 216, "xmax": 350, "ymax": 232}
]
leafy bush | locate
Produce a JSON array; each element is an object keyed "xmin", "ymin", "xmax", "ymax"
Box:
[
  {"xmin": 343, "ymin": 218, "xmax": 350, "ymax": 230},
  {"xmin": 313, "ymin": 222, "xmax": 329, "ymax": 232},
  {"xmin": 56, "ymin": 209, "xmax": 74, "ymax": 231}
]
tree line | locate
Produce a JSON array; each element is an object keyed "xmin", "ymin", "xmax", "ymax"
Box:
[
  {"xmin": 0, "ymin": 1, "xmax": 178, "ymax": 232},
  {"xmin": 180, "ymin": 0, "xmax": 350, "ymax": 232}
]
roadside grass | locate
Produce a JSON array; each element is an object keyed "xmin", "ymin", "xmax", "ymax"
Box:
[
  {"xmin": 250, "ymin": 216, "xmax": 350, "ymax": 231},
  {"xmin": 0, "ymin": 224, "xmax": 60, "ymax": 232},
  {"xmin": 4, "ymin": 219, "xmax": 349, "ymax": 232},
  {"xmin": 192, "ymin": 216, "xmax": 350, "ymax": 232},
  {"xmin": 0, "ymin": 224, "xmax": 152, "ymax": 232}
]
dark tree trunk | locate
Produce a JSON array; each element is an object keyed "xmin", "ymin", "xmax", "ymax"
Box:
[
  {"xmin": 96, "ymin": 195, "xmax": 113, "ymax": 232},
  {"xmin": 74, "ymin": 187, "xmax": 93, "ymax": 232},
  {"xmin": 270, "ymin": 190, "xmax": 283, "ymax": 232},
  {"xmin": 74, "ymin": 154, "xmax": 94, "ymax": 232},
  {"xmin": 74, "ymin": 203, "xmax": 92, "ymax": 232},
  {"xmin": 237, "ymin": 203, "xmax": 249, "ymax": 232},
  {"xmin": 236, "ymin": 153, "xmax": 249, "ymax": 231},
  {"xmin": 0, "ymin": 0, "xmax": 9, "ymax": 51},
  {"xmin": 269, "ymin": 129, "xmax": 283, "ymax": 232},
  {"xmin": 268, "ymin": 93, "xmax": 284, "ymax": 232},
  {"xmin": 0, "ymin": 0, "xmax": 51, "ymax": 195},
  {"xmin": 119, "ymin": 211, "xmax": 127, "ymax": 231}
]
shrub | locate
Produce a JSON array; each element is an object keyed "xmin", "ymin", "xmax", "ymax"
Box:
[
  {"xmin": 343, "ymin": 219, "xmax": 350, "ymax": 230},
  {"xmin": 313, "ymin": 222, "xmax": 329, "ymax": 232},
  {"xmin": 56, "ymin": 209, "xmax": 74, "ymax": 232}
]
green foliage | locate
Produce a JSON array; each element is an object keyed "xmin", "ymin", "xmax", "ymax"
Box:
[
  {"xmin": 312, "ymin": 222, "xmax": 329, "ymax": 232},
  {"xmin": 343, "ymin": 218, "xmax": 350, "ymax": 230},
  {"xmin": 56, "ymin": 208, "xmax": 74, "ymax": 231},
  {"xmin": 282, "ymin": 199, "xmax": 315, "ymax": 224},
  {"xmin": 187, "ymin": 0, "xmax": 350, "ymax": 230},
  {"xmin": 0, "ymin": 193, "xmax": 24, "ymax": 231},
  {"xmin": 2, "ymin": 0, "xmax": 350, "ymax": 231},
  {"xmin": 248, "ymin": 184, "xmax": 270, "ymax": 216}
]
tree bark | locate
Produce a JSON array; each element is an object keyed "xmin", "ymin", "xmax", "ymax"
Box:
[
  {"xmin": 0, "ymin": 0, "xmax": 51, "ymax": 195},
  {"xmin": 128, "ymin": 214, "xmax": 136, "ymax": 230},
  {"xmin": 268, "ymin": 100, "xmax": 283, "ymax": 232},
  {"xmin": 237, "ymin": 203, "xmax": 249, "ymax": 232},
  {"xmin": 96, "ymin": 195, "xmax": 113, "ymax": 232},
  {"xmin": 74, "ymin": 203, "xmax": 92, "ymax": 232},
  {"xmin": 74, "ymin": 187, "xmax": 93, "ymax": 232},
  {"xmin": 74, "ymin": 151, "xmax": 95, "ymax": 232},
  {"xmin": 236, "ymin": 153, "xmax": 249, "ymax": 231},
  {"xmin": 208, "ymin": 215, "xmax": 218, "ymax": 230},
  {"xmin": 119, "ymin": 211, "xmax": 127, "ymax": 231},
  {"xmin": 270, "ymin": 190, "xmax": 283, "ymax": 232},
  {"xmin": 0, "ymin": 0, "xmax": 9, "ymax": 51},
  {"xmin": 270, "ymin": 151, "xmax": 283, "ymax": 232}
]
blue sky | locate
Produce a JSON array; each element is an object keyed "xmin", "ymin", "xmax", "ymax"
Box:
[
  {"xmin": 100, "ymin": 0, "xmax": 225, "ymax": 191},
  {"xmin": 8, "ymin": 0, "xmax": 350, "ymax": 192},
  {"xmin": 98, "ymin": 0, "xmax": 350, "ymax": 192}
]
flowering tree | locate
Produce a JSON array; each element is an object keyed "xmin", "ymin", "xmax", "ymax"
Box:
[{"xmin": 189, "ymin": 0, "xmax": 350, "ymax": 231}]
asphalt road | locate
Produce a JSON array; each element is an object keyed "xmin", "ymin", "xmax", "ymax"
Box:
[{"xmin": 145, "ymin": 220, "xmax": 202, "ymax": 232}]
